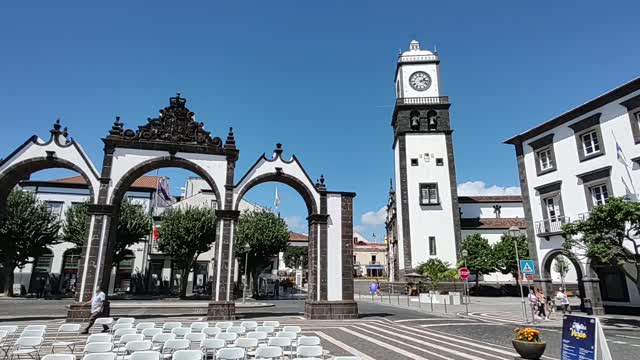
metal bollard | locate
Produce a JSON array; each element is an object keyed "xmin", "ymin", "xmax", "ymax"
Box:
[
  {"xmin": 430, "ymin": 295, "xmax": 434, "ymax": 311},
  {"xmin": 418, "ymin": 293, "xmax": 422, "ymax": 309},
  {"xmin": 444, "ymin": 296, "xmax": 447, "ymax": 313}
]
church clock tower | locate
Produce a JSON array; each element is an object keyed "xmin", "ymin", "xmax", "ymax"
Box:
[{"xmin": 392, "ymin": 40, "xmax": 461, "ymax": 277}]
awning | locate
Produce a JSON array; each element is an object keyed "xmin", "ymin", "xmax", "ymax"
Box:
[{"xmin": 366, "ymin": 265, "xmax": 385, "ymax": 269}]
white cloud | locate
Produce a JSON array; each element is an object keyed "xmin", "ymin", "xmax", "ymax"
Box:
[
  {"xmin": 284, "ymin": 216, "xmax": 306, "ymax": 232},
  {"xmin": 457, "ymin": 181, "xmax": 521, "ymax": 196},
  {"xmin": 361, "ymin": 206, "xmax": 387, "ymax": 225}
]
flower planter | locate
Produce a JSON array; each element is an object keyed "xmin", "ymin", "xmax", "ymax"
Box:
[{"xmin": 511, "ymin": 340, "xmax": 546, "ymax": 360}]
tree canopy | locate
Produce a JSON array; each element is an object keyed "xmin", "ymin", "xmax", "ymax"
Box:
[
  {"xmin": 235, "ymin": 209, "xmax": 290, "ymax": 265},
  {"xmin": 562, "ymin": 197, "xmax": 640, "ymax": 290},
  {"xmin": 61, "ymin": 200, "xmax": 151, "ymax": 265},
  {"xmin": 416, "ymin": 258, "xmax": 456, "ymax": 291},
  {"xmin": 157, "ymin": 206, "xmax": 216, "ymax": 298},
  {"xmin": 283, "ymin": 245, "xmax": 308, "ymax": 269},
  {"xmin": 493, "ymin": 233, "xmax": 529, "ymax": 285},
  {"xmin": 0, "ymin": 190, "xmax": 61, "ymax": 296},
  {"xmin": 460, "ymin": 233, "xmax": 496, "ymax": 287}
]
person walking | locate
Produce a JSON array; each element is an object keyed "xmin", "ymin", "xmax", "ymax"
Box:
[
  {"xmin": 81, "ymin": 286, "xmax": 109, "ymax": 334},
  {"xmin": 536, "ymin": 288, "xmax": 548, "ymax": 320},
  {"xmin": 546, "ymin": 295, "xmax": 556, "ymax": 320},
  {"xmin": 528, "ymin": 287, "xmax": 538, "ymax": 323},
  {"xmin": 556, "ymin": 287, "xmax": 572, "ymax": 314}
]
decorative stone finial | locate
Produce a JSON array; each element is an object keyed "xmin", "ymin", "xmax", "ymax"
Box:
[
  {"xmin": 224, "ymin": 127, "xmax": 236, "ymax": 149},
  {"xmin": 409, "ymin": 39, "xmax": 420, "ymax": 51},
  {"xmin": 169, "ymin": 93, "xmax": 186, "ymax": 108},
  {"xmin": 389, "ymin": 178, "xmax": 394, "ymax": 193},
  {"xmin": 50, "ymin": 119, "xmax": 62, "ymax": 136},
  {"xmin": 316, "ymin": 174, "xmax": 327, "ymax": 191},
  {"xmin": 109, "ymin": 116, "xmax": 124, "ymax": 136},
  {"xmin": 273, "ymin": 143, "xmax": 283, "ymax": 158},
  {"xmin": 62, "ymin": 127, "xmax": 69, "ymax": 139}
]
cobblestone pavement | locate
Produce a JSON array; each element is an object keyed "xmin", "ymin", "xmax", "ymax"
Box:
[{"xmin": 1, "ymin": 299, "xmax": 638, "ymax": 359}]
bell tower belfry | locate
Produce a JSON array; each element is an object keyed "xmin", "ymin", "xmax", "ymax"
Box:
[{"xmin": 391, "ymin": 40, "xmax": 461, "ymax": 277}]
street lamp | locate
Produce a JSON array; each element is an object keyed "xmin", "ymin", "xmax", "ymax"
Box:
[
  {"xmin": 509, "ymin": 225, "xmax": 528, "ymax": 323},
  {"xmin": 242, "ymin": 243, "xmax": 251, "ymax": 304},
  {"xmin": 461, "ymin": 249, "xmax": 469, "ymax": 315}
]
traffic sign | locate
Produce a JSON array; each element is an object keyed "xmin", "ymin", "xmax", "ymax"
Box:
[
  {"xmin": 520, "ymin": 260, "xmax": 536, "ymax": 275},
  {"xmin": 458, "ymin": 267, "xmax": 470, "ymax": 280}
]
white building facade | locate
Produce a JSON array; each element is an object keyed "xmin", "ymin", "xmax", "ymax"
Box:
[{"xmin": 506, "ymin": 77, "xmax": 640, "ymax": 314}]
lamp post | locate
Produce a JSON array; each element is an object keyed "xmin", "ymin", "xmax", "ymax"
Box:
[
  {"xmin": 461, "ymin": 249, "xmax": 469, "ymax": 315},
  {"xmin": 509, "ymin": 225, "xmax": 527, "ymax": 323},
  {"xmin": 242, "ymin": 243, "xmax": 251, "ymax": 304}
]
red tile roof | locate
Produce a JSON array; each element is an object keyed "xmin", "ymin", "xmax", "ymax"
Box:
[
  {"xmin": 52, "ymin": 175, "xmax": 162, "ymax": 190},
  {"xmin": 289, "ymin": 231, "xmax": 308, "ymax": 242},
  {"xmin": 460, "ymin": 217, "xmax": 527, "ymax": 230},
  {"xmin": 458, "ymin": 195, "xmax": 522, "ymax": 203}
]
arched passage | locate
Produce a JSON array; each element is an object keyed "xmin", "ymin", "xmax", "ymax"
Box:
[
  {"xmin": 541, "ymin": 249, "xmax": 585, "ymax": 309},
  {"xmin": 234, "ymin": 173, "xmax": 318, "ymax": 215}
]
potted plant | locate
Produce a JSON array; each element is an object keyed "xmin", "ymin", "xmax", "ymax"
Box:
[{"xmin": 512, "ymin": 328, "xmax": 546, "ymax": 359}]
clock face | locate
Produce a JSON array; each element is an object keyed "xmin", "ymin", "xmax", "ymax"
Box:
[{"xmin": 409, "ymin": 71, "xmax": 431, "ymax": 91}]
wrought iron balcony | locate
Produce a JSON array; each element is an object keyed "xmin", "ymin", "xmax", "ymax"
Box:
[
  {"xmin": 577, "ymin": 212, "xmax": 590, "ymax": 221},
  {"xmin": 535, "ymin": 216, "xmax": 570, "ymax": 238},
  {"xmin": 396, "ymin": 96, "xmax": 449, "ymax": 106}
]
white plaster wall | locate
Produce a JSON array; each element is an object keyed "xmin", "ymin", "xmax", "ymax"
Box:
[
  {"xmin": 397, "ymin": 62, "xmax": 441, "ymax": 99},
  {"xmin": 459, "ymin": 203, "xmax": 524, "ymax": 219},
  {"xmin": 393, "ymin": 143, "xmax": 405, "ymax": 270},
  {"xmin": 326, "ymin": 194, "xmax": 343, "ymax": 301},
  {"xmin": 107, "ymin": 148, "xmax": 227, "ymax": 205},
  {"xmin": 523, "ymin": 89, "xmax": 640, "ymax": 285},
  {"xmin": 405, "ymin": 133, "xmax": 457, "ymax": 267}
]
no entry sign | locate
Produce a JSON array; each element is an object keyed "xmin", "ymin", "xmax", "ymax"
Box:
[{"xmin": 458, "ymin": 267, "xmax": 470, "ymax": 280}]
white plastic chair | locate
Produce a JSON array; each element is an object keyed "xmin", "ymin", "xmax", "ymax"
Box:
[
  {"xmin": 112, "ymin": 324, "xmax": 133, "ymax": 333},
  {"xmin": 297, "ymin": 336, "xmax": 320, "ymax": 346},
  {"xmin": 0, "ymin": 327, "xmax": 17, "ymax": 357},
  {"xmin": 161, "ymin": 323, "xmax": 181, "ymax": 333},
  {"xmin": 214, "ymin": 322, "xmax": 232, "ymax": 330},
  {"xmin": 189, "ymin": 323, "xmax": 208, "ymax": 333},
  {"xmin": 214, "ymin": 333, "xmax": 237, "ymax": 344},
  {"xmin": 81, "ymin": 353, "xmax": 116, "ymax": 360},
  {"xmin": 171, "ymin": 350, "xmax": 201, "ymax": 360},
  {"xmin": 202, "ymin": 327, "xmax": 221, "ymax": 337},
  {"xmin": 170, "ymin": 328, "xmax": 191, "ymax": 339},
  {"xmin": 23, "ymin": 326, "xmax": 46, "ymax": 332},
  {"xmin": 225, "ymin": 326, "xmax": 245, "ymax": 336},
  {"xmin": 94, "ymin": 318, "xmax": 114, "ymax": 329},
  {"xmin": 150, "ymin": 334, "xmax": 175, "ymax": 352},
  {"xmin": 199, "ymin": 339, "xmax": 225, "ymax": 359},
  {"xmin": 160, "ymin": 339, "xmax": 189, "ymax": 358},
  {"xmin": 82, "ymin": 342, "xmax": 113, "ymax": 355},
  {"xmin": 255, "ymin": 346, "xmax": 283, "ymax": 360},
  {"xmin": 247, "ymin": 332, "xmax": 268, "ymax": 344},
  {"xmin": 295, "ymin": 345, "xmax": 323, "ymax": 360},
  {"xmin": 282, "ymin": 326, "xmax": 302, "ymax": 334},
  {"xmin": 10, "ymin": 336, "xmax": 43, "ymax": 360},
  {"xmin": 332, "ymin": 357, "xmax": 361, "ymax": 360},
  {"xmin": 42, "ymin": 354, "xmax": 75, "ymax": 360},
  {"xmin": 135, "ymin": 323, "xmax": 155, "ymax": 333},
  {"xmin": 184, "ymin": 333, "xmax": 204, "ymax": 349},
  {"xmin": 115, "ymin": 318, "xmax": 135, "ymax": 325},
  {"xmin": 114, "ymin": 329, "xmax": 137, "ymax": 345},
  {"xmin": 261, "ymin": 321, "xmax": 279, "ymax": 330},
  {"xmin": 141, "ymin": 329, "xmax": 162, "ymax": 340},
  {"xmin": 122, "ymin": 340, "xmax": 152, "ymax": 360},
  {"xmin": 276, "ymin": 332, "xmax": 297, "ymax": 341},
  {"xmin": 51, "ymin": 324, "xmax": 81, "ymax": 353},
  {"xmin": 255, "ymin": 326, "xmax": 274, "ymax": 335},
  {"xmin": 87, "ymin": 334, "xmax": 113, "ymax": 344},
  {"xmin": 232, "ymin": 337, "xmax": 257, "ymax": 352},
  {"xmin": 114, "ymin": 334, "xmax": 144, "ymax": 355},
  {"xmin": 215, "ymin": 348, "xmax": 244, "ymax": 360},
  {"xmin": 19, "ymin": 330, "xmax": 44, "ymax": 338},
  {"xmin": 267, "ymin": 337, "xmax": 292, "ymax": 355},
  {"xmin": 240, "ymin": 322, "xmax": 258, "ymax": 332},
  {"xmin": 128, "ymin": 351, "xmax": 160, "ymax": 360}
]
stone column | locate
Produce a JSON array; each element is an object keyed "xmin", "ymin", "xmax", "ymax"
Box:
[
  {"xmin": 582, "ymin": 276, "xmax": 605, "ymax": 315},
  {"xmin": 208, "ymin": 210, "xmax": 239, "ymax": 320},
  {"xmin": 67, "ymin": 204, "xmax": 115, "ymax": 322}
]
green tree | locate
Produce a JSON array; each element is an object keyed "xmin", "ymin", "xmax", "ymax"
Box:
[
  {"xmin": 493, "ymin": 233, "xmax": 529, "ymax": 287},
  {"xmin": 235, "ymin": 209, "xmax": 289, "ymax": 293},
  {"xmin": 553, "ymin": 255, "xmax": 571, "ymax": 290},
  {"xmin": 283, "ymin": 245, "xmax": 308, "ymax": 269},
  {"xmin": 61, "ymin": 200, "xmax": 151, "ymax": 265},
  {"xmin": 157, "ymin": 206, "xmax": 216, "ymax": 298},
  {"xmin": 0, "ymin": 190, "xmax": 61, "ymax": 296},
  {"xmin": 416, "ymin": 258, "xmax": 456, "ymax": 291},
  {"xmin": 460, "ymin": 233, "xmax": 496, "ymax": 288},
  {"xmin": 562, "ymin": 197, "xmax": 640, "ymax": 291}
]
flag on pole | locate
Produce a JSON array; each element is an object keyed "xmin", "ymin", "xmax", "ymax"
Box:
[
  {"xmin": 274, "ymin": 186, "xmax": 281, "ymax": 210},
  {"xmin": 157, "ymin": 177, "xmax": 171, "ymax": 201},
  {"xmin": 616, "ymin": 141, "xmax": 628, "ymax": 166},
  {"xmin": 152, "ymin": 225, "xmax": 160, "ymax": 241}
]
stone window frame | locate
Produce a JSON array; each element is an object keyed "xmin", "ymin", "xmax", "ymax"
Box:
[
  {"xmin": 577, "ymin": 166, "xmax": 612, "ymax": 210},
  {"xmin": 528, "ymin": 133, "xmax": 557, "ymax": 176},
  {"xmin": 428, "ymin": 236, "xmax": 437, "ymax": 256},
  {"xmin": 620, "ymin": 93, "xmax": 640, "ymax": 144},
  {"xmin": 419, "ymin": 183, "xmax": 439, "ymax": 206},
  {"xmin": 568, "ymin": 113, "xmax": 605, "ymax": 162},
  {"xmin": 534, "ymin": 181, "xmax": 565, "ymax": 233}
]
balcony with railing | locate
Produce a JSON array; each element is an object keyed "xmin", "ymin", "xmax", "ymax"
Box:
[
  {"xmin": 396, "ymin": 96, "xmax": 449, "ymax": 106},
  {"xmin": 535, "ymin": 216, "xmax": 570, "ymax": 238}
]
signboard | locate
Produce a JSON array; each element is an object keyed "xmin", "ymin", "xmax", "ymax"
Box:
[
  {"xmin": 561, "ymin": 315, "xmax": 612, "ymax": 360},
  {"xmin": 458, "ymin": 267, "xmax": 470, "ymax": 280},
  {"xmin": 519, "ymin": 260, "xmax": 536, "ymax": 275}
]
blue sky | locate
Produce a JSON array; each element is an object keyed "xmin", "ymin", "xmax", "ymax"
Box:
[{"xmin": 1, "ymin": 1, "xmax": 638, "ymax": 239}]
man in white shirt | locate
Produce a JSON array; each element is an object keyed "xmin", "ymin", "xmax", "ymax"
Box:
[
  {"xmin": 527, "ymin": 287, "xmax": 539, "ymax": 323},
  {"xmin": 556, "ymin": 287, "xmax": 572, "ymax": 314},
  {"xmin": 81, "ymin": 287, "xmax": 108, "ymax": 334}
]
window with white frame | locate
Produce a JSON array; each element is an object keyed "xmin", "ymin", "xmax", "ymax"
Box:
[
  {"xmin": 419, "ymin": 183, "xmax": 439, "ymax": 205},
  {"xmin": 581, "ymin": 130, "xmax": 601, "ymax": 156},
  {"xmin": 544, "ymin": 195, "xmax": 561, "ymax": 222},
  {"xmin": 45, "ymin": 201, "xmax": 64, "ymax": 220},
  {"xmin": 537, "ymin": 147, "xmax": 554, "ymax": 171},
  {"xmin": 590, "ymin": 184, "xmax": 609, "ymax": 206}
]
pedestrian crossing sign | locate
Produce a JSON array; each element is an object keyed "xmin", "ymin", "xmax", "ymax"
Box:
[{"xmin": 520, "ymin": 260, "xmax": 536, "ymax": 275}]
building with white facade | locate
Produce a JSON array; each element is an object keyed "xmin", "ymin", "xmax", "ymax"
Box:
[
  {"xmin": 505, "ymin": 77, "xmax": 640, "ymax": 314},
  {"xmin": 353, "ymin": 232, "xmax": 387, "ymax": 278}
]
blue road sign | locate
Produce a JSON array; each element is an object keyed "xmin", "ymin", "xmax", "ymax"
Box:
[{"xmin": 520, "ymin": 260, "xmax": 536, "ymax": 275}]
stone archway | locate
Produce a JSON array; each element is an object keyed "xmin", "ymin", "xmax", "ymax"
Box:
[{"xmin": 540, "ymin": 249, "xmax": 585, "ymax": 309}]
